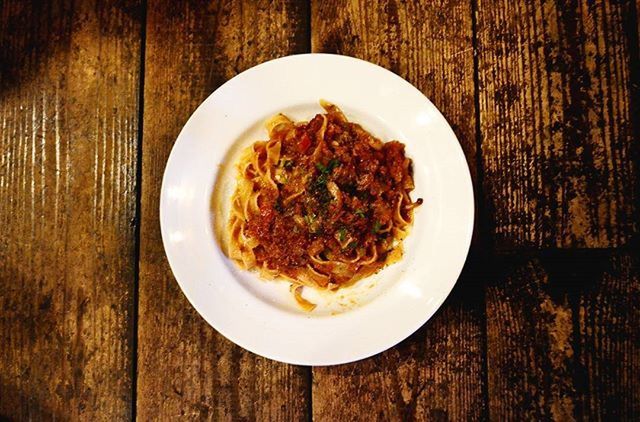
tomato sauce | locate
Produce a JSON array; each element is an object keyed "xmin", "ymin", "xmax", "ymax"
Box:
[{"xmin": 245, "ymin": 110, "xmax": 420, "ymax": 282}]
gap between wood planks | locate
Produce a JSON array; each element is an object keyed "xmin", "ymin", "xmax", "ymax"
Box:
[
  {"xmin": 470, "ymin": 0, "xmax": 491, "ymax": 419},
  {"xmin": 131, "ymin": 0, "xmax": 148, "ymax": 420}
]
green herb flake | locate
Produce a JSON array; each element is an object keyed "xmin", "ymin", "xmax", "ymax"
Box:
[
  {"xmin": 326, "ymin": 158, "xmax": 341, "ymax": 172},
  {"xmin": 337, "ymin": 228, "xmax": 347, "ymax": 242},
  {"xmin": 355, "ymin": 209, "xmax": 366, "ymax": 218},
  {"xmin": 372, "ymin": 220, "xmax": 381, "ymax": 234},
  {"xmin": 315, "ymin": 158, "xmax": 341, "ymax": 175}
]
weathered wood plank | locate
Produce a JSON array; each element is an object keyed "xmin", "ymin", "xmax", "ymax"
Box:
[
  {"xmin": 486, "ymin": 252, "xmax": 640, "ymax": 420},
  {"xmin": 0, "ymin": 0, "xmax": 142, "ymax": 419},
  {"xmin": 476, "ymin": 0, "xmax": 638, "ymax": 249},
  {"xmin": 486, "ymin": 257, "xmax": 579, "ymax": 421},
  {"xmin": 137, "ymin": 1, "xmax": 310, "ymax": 420},
  {"xmin": 576, "ymin": 253, "xmax": 640, "ymax": 420},
  {"xmin": 311, "ymin": 1, "xmax": 486, "ymax": 420}
]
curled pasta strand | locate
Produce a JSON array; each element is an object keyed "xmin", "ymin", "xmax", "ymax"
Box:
[
  {"xmin": 320, "ymin": 99, "xmax": 347, "ymax": 122},
  {"xmin": 292, "ymin": 285, "xmax": 316, "ymax": 312},
  {"xmin": 265, "ymin": 113, "xmax": 293, "ymax": 136},
  {"xmin": 283, "ymin": 189, "xmax": 304, "ymax": 205},
  {"xmin": 359, "ymin": 244, "xmax": 379, "ymax": 266},
  {"xmin": 225, "ymin": 102, "xmax": 422, "ymax": 312},
  {"xmin": 394, "ymin": 193, "xmax": 412, "ymax": 226}
]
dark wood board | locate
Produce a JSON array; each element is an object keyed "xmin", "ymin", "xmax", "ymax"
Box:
[
  {"xmin": 576, "ymin": 252, "xmax": 640, "ymax": 420},
  {"xmin": 0, "ymin": 0, "xmax": 142, "ymax": 419},
  {"xmin": 136, "ymin": 1, "xmax": 311, "ymax": 420},
  {"xmin": 476, "ymin": 0, "xmax": 639, "ymax": 249},
  {"xmin": 486, "ymin": 251, "xmax": 640, "ymax": 420},
  {"xmin": 311, "ymin": 1, "xmax": 486, "ymax": 420}
]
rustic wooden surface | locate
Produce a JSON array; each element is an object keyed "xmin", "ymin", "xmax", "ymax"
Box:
[
  {"xmin": 1, "ymin": 0, "xmax": 639, "ymax": 420},
  {"xmin": 136, "ymin": 1, "xmax": 310, "ymax": 420},
  {"xmin": 486, "ymin": 252, "xmax": 640, "ymax": 420},
  {"xmin": 311, "ymin": 1, "xmax": 486, "ymax": 420},
  {"xmin": 477, "ymin": 0, "xmax": 638, "ymax": 249},
  {"xmin": 0, "ymin": 0, "xmax": 142, "ymax": 420},
  {"xmin": 576, "ymin": 253, "xmax": 640, "ymax": 420}
]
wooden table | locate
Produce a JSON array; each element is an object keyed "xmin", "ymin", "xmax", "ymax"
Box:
[{"xmin": 1, "ymin": 1, "xmax": 638, "ymax": 420}]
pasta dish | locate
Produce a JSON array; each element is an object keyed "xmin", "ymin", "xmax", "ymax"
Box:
[{"xmin": 227, "ymin": 101, "xmax": 422, "ymax": 310}]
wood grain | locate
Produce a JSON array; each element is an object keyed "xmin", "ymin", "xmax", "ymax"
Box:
[
  {"xmin": 486, "ymin": 257, "xmax": 579, "ymax": 421},
  {"xmin": 136, "ymin": 1, "xmax": 310, "ymax": 420},
  {"xmin": 476, "ymin": 0, "xmax": 639, "ymax": 249},
  {"xmin": 486, "ymin": 252, "xmax": 640, "ymax": 420},
  {"xmin": 311, "ymin": 1, "xmax": 486, "ymax": 420},
  {"xmin": 0, "ymin": 0, "xmax": 142, "ymax": 419},
  {"xmin": 576, "ymin": 253, "xmax": 640, "ymax": 420}
]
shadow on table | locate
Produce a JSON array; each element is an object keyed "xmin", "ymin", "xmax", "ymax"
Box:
[
  {"xmin": 0, "ymin": 1, "xmax": 144, "ymax": 102},
  {"xmin": 0, "ymin": 379, "xmax": 62, "ymax": 421},
  {"xmin": 327, "ymin": 245, "xmax": 490, "ymax": 373}
]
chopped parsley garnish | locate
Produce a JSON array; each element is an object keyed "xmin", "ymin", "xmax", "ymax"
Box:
[
  {"xmin": 355, "ymin": 208, "xmax": 366, "ymax": 218},
  {"xmin": 337, "ymin": 228, "xmax": 347, "ymax": 242},
  {"xmin": 372, "ymin": 220, "xmax": 381, "ymax": 234},
  {"xmin": 346, "ymin": 241, "xmax": 358, "ymax": 250},
  {"xmin": 310, "ymin": 158, "xmax": 341, "ymax": 208},
  {"xmin": 326, "ymin": 158, "xmax": 341, "ymax": 172},
  {"xmin": 315, "ymin": 158, "xmax": 341, "ymax": 174}
]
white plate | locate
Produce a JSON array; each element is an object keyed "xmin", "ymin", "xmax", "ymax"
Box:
[{"xmin": 160, "ymin": 54, "xmax": 474, "ymax": 365}]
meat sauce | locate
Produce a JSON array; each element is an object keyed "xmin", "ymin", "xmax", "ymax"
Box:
[{"xmin": 245, "ymin": 111, "xmax": 420, "ymax": 281}]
